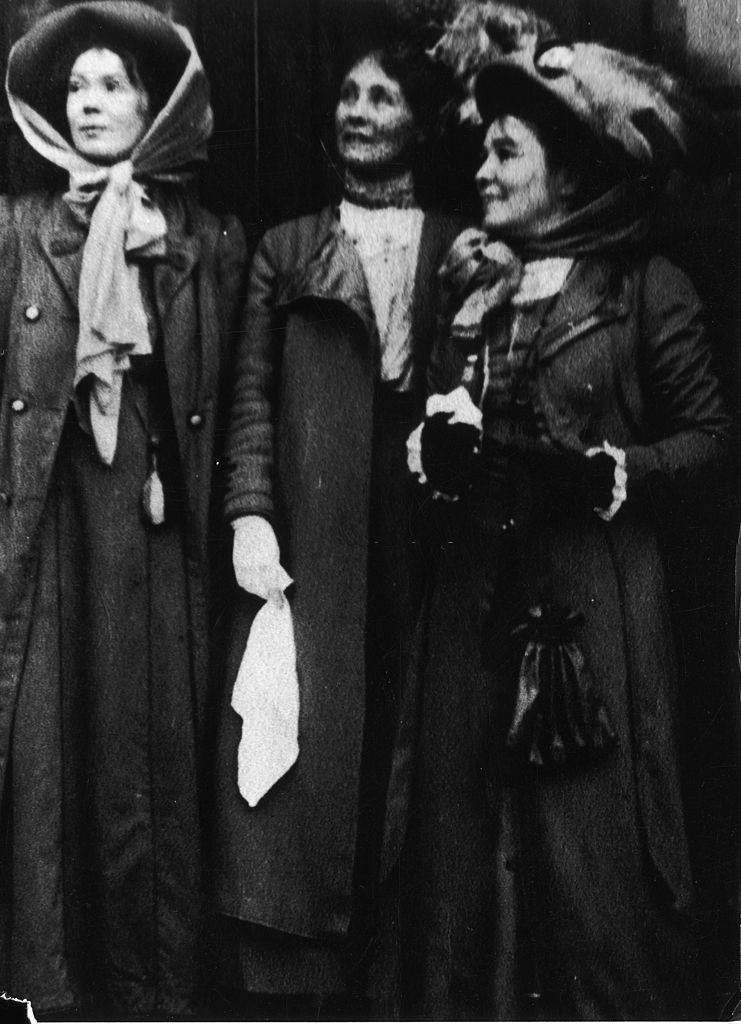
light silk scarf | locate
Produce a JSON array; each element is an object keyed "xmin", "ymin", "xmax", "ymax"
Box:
[{"xmin": 6, "ymin": 21, "xmax": 213, "ymax": 464}]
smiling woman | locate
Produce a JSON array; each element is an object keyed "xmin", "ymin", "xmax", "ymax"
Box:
[
  {"xmin": 477, "ymin": 116, "xmax": 574, "ymax": 237},
  {"xmin": 335, "ymin": 55, "xmax": 416, "ymax": 172},
  {"xmin": 400, "ymin": 39, "xmax": 733, "ymax": 1020},
  {"xmin": 210, "ymin": 29, "xmax": 460, "ymax": 1013}
]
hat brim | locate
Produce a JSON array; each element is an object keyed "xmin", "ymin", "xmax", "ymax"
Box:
[
  {"xmin": 475, "ymin": 62, "xmax": 587, "ymax": 141},
  {"xmin": 8, "ymin": 2, "xmax": 189, "ymax": 130}
]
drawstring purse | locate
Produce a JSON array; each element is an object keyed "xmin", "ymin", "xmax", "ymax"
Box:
[{"xmin": 507, "ymin": 604, "xmax": 617, "ymax": 770}]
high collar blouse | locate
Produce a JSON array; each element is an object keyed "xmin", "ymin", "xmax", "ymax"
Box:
[{"xmin": 340, "ymin": 200, "xmax": 424, "ymax": 391}]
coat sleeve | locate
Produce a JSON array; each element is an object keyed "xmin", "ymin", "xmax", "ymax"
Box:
[
  {"xmin": 624, "ymin": 255, "xmax": 732, "ymax": 497},
  {"xmin": 224, "ymin": 227, "xmax": 284, "ymax": 522}
]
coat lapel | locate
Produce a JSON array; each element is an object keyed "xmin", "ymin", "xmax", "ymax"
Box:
[
  {"xmin": 275, "ymin": 207, "xmax": 377, "ymax": 338},
  {"xmin": 38, "ymin": 198, "xmax": 86, "ymax": 310},
  {"xmin": 38, "ymin": 194, "xmax": 203, "ymax": 322},
  {"xmin": 154, "ymin": 205, "xmax": 204, "ymax": 460},
  {"xmin": 408, "ymin": 214, "xmax": 461, "ymax": 397},
  {"xmin": 409, "ymin": 214, "xmax": 437, "ymax": 342},
  {"xmin": 536, "ymin": 257, "xmax": 631, "ymax": 364},
  {"xmin": 153, "ymin": 225, "xmax": 201, "ymax": 322}
]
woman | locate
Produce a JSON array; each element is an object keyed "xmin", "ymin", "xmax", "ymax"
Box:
[
  {"xmin": 211, "ymin": 35, "xmax": 460, "ymax": 1010},
  {"xmin": 403, "ymin": 41, "xmax": 731, "ymax": 1020},
  {"xmin": 0, "ymin": 3, "xmax": 246, "ymax": 1016}
]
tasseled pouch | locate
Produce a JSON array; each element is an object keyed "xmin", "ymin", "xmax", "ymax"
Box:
[
  {"xmin": 142, "ymin": 436, "xmax": 166, "ymax": 526},
  {"xmin": 507, "ymin": 605, "xmax": 617, "ymax": 770}
]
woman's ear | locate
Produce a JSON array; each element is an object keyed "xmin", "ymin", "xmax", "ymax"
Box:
[
  {"xmin": 556, "ymin": 165, "xmax": 581, "ymax": 201},
  {"xmin": 415, "ymin": 125, "xmax": 428, "ymax": 147}
]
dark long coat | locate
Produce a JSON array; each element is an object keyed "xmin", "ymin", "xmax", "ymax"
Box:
[
  {"xmin": 401, "ymin": 253, "xmax": 732, "ymax": 1019},
  {"xmin": 213, "ymin": 206, "xmax": 460, "ymax": 945},
  {"xmin": 0, "ymin": 190, "xmax": 246, "ymax": 807}
]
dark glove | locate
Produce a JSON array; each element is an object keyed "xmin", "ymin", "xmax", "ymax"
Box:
[
  {"xmin": 582, "ymin": 451, "xmax": 618, "ymax": 510},
  {"xmin": 482, "ymin": 434, "xmax": 617, "ymax": 509},
  {"xmin": 421, "ymin": 411, "xmax": 481, "ymax": 498}
]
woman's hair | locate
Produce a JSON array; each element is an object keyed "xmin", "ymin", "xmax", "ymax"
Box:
[
  {"xmin": 346, "ymin": 41, "xmax": 457, "ymax": 145},
  {"xmin": 520, "ymin": 108, "xmax": 641, "ymax": 210}
]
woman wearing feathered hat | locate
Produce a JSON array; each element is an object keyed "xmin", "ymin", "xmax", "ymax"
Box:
[
  {"xmin": 0, "ymin": 2, "xmax": 246, "ymax": 1016},
  {"xmin": 403, "ymin": 35, "xmax": 732, "ymax": 1020}
]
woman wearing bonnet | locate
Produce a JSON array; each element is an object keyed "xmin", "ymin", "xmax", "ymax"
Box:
[
  {"xmin": 403, "ymin": 27, "xmax": 732, "ymax": 1023},
  {"xmin": 0, "ymin": 2, "xmax": 245, "ymax": 1016}
]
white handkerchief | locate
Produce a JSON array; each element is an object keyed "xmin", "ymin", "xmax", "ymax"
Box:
[{"xmin": 232, "ymin": 567, "xmax": 298, "ymax": 807}]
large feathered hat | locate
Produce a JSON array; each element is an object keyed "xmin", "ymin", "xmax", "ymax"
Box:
[{"xmin": 475, "ymin": 39, "xmax": 716, "ymax": 175}]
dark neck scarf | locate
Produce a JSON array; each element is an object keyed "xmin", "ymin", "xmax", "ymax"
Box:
[
  {"xmin": 441, "ymin": 179, "xmax": 653, "ymax": 340},
  {"xmin": 343, "ymin": 166, "xmax": 416, "ymax": 210},
  {"xmin": 521, "ymin": 178, "xmax": 652, "ymax": 259}
]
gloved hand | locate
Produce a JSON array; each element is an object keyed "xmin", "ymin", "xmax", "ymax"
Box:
[
  {"xmin": 483, "ymin": 433, "xmax": 627, "ymax": 519},
  {"xmin": 585, "ymin": 442, "xmax": 627, "ymax": 520},
  {"xmin": 408, "ymin": 387, "xmax": 483, "ymax": 500},
  {"xmin": 232, "ymin": 515, "xmax": 285, "ymax": 608},
  {"xmin": 421, "ymin": 413, "xmax": 481, "ymax": 498},
  {"xmin": 583, "ymin": 451, "xmax": 618, "ymax": 508}
]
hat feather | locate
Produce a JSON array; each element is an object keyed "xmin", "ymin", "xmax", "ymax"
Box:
[
  {"xmin": 475, "ymin": 39, "xmax": 719, "ymax": 175},
  {"xmin": 563, "ymin": 43, "xmax": 714, "ymax": 171},
  {"xmin": 427, "ymin": 0, "xmax": 557, "ymax": 122}
]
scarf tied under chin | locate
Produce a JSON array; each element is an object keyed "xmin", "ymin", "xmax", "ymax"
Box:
[
  {"xmin": 6, "ymin": 19, "xmax": 213, "ymax": 465},
  {"xmin": 68, "ymin": 160, "xmax": 168, "ymax": 465}
]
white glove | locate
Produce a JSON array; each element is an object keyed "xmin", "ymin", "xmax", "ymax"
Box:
[
  {"xmin": 585, "ymin": 441, "xmax": 628, "ymax": 522},
  {"xmin": 232, "ymin": 515, "xmax": 286, "ymax": 607},
  {"xmin": 406, "ymin": 421, "xmax": 426, "ymax": 482}
]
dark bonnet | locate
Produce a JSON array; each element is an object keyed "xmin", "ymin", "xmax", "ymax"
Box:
[{"xmin": 8, "ymin": 1, "xmax": 189, "ymax": 134}]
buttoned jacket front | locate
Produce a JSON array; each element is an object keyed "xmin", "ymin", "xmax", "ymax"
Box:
[
  {"xmin": 427, "ymin": 252, "xmax": 731, "ymax": 909},
  {"xmin": 0, "ymin": 189, "xmax": 246, "ymax": 799}
]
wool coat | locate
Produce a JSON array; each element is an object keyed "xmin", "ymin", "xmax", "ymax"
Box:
[
  {"xmin": 0, "ymin": 190, "xmax": 246, "ymax": 805},
  {"xmin": 400, "ymin": 252, "xmax": 732, "ymax": 1019},
  {"xmin": 213, "ymin": 205, "xmax": 461, "ymax": 943}
]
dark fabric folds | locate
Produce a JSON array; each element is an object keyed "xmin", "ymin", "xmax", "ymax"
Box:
[{"xmin": 507, "ymin": 605, "xmax": 617, "ymax": 770}]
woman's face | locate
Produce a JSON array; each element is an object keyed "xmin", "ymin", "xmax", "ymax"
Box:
[
  {"xmin": 335, "ymin": 56, "xmax": 415, "ymax": 171},
  {"xmin": 476, "ymin": 115, "xmax": 569, "ymax": 238},
  {"xmin": 67, "ymin": 48, "xmax": 150, "ymax": 163}
]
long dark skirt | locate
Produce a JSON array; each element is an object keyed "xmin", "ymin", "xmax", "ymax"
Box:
[
  {"xmin": 398, "ymin": 472, "xmax": 707, "ymax": 1020},
  {"xmin": 0, "ymin": 372, "xmax": 202, "ymax": 1017},
  {"xmin": 211, "ymin": 388, "xmax": 422, "ymax": 1006}
]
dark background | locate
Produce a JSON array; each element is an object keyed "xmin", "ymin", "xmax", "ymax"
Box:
[{"xmin": 0, "ymin": 0, "xmax": 739, "ymax": 1009}]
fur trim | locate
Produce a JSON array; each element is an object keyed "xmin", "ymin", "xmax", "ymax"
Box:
[{"xmin": 427, "ymin": 0, "xmax": 558, "ymax": 123}]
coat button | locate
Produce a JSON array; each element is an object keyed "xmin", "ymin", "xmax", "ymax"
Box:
[
  {"xmin": 24, "ymin": 304, "xmax": 41, "ymax": 322},
  {"xmin": 188, "ymin": 412, "xmax": 203, "ymax": 429},
  {"xmin": 11, "ymin": 398, "xmax": 27, "ymax": 414}
]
